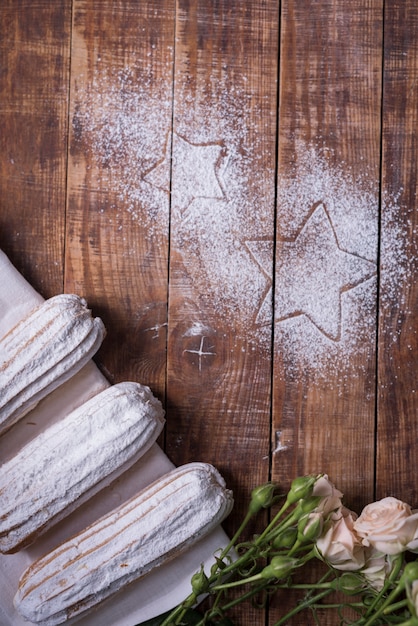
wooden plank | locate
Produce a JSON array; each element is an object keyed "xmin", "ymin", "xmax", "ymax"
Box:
[
  {"xmin": 165, "ymin": 1, "xmax": 279, "ymax": 622},
  {"xmin": 0, "ymin": 0, "xmax": 71, "ymax": 296},
  {"xmin": 376, "ymin": 1, "xmax": 418, "ymax": 504},
  {"xmin": 274, "ymin": 0, "xmax": 383, "ymax": 505},
  {"xmin": 271, "ymin": 0, "xmax": 383, "ymax": 621},
  {"xmin": 65, "ymin": 0, "xmax": 175, "ymax": 399}
]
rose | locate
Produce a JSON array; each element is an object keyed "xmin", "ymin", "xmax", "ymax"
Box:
[
  {"xmin": 407, "ymin": 520, "xmax": 418, "ymax": 554},
  {"xmin": 353, "ymin": 497, "xmax": 418, "ymax": 555},
  {"xmin": 312, "ymin": 474, "xmax": 344, "ymax": 517},
  {"xmin": 316, "ymin": 506, "xmax": 366, "ymax": 571},
  {"xmin": 361, "ymin": 547, "xmax": 396, "ymax": 591}
]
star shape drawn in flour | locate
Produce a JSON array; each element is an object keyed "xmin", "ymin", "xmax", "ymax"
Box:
[
  {"xmin": 244, "ymin": 239, "xmax": 274, "ymax": 327},
  {"xmin": 143, "ymin": 133, "xmax": 226, "ymax": 214},
  {"xmin": 275, "ymin": 202, "xmax": 376, "ymax": 341}
]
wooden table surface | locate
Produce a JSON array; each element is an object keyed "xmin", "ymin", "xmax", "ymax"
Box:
[{"xmin": 1, "ymin": 1, "xmax": 417, "ymax": 624}]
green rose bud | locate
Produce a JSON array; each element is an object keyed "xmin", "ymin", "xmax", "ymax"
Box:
[
  {"xmin": 403, "ymin": 562, "xmax": 418, "ymax": 584},
  {"xmin": 191, "ymin": 566, "xmax": 209, "ymax": 595},
  {"xmin": 300, "ymin": 496, "xmax": 322, "ymax": 513},
  {"xmin": 297, "ymin": 511, "xmax": 323, "ymax": 543},
  {"xmin": 260, "ymin": 555, "xmax": 299, "ymax": 580},
  {"xmin": 333, "ymin": 572, "xmax": 365, "ymax": 596},
  {"xmin": 286, "ymin": 475, "xmax": 318, "ymax": 505},
  {"xmin": 272, "ymin": 526, "xmax": 298, "ymax": 550},
  {"xmin": 405, "ymin": 564, "xmax": 418, "ymax": 618},
  {"xmin": 249, "ymin": 482, "xmax": 277, "ymax": 515}
]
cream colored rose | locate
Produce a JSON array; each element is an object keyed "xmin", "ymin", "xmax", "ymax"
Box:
[
  {"xmin": 353, "ymin": 497, "xmax": 418, "ymax": 556},
  {"xmin": 361, "ymin": 547, "xmax": 396, "ymax": 591},
  {"xmin": 407, "ymin": 518, "xmax": 418, "ymax": 553},
  {"xmin": 316, "ymin": 507, "xmax": 365, "ymax": 571},
  {"xmin": 312, "ymin": 475, "xmax": 343, "ymax": 517}
]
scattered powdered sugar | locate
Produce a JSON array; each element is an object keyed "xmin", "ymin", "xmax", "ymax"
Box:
[
  {"xmin": 277, "ymin": 146, "xmax": 378, "ymax": 260},
  {"xmin": 275, "ymin": 146, "xmax": 414, "ymax": 383},
  {"xmin": 378, "ymin": 188, "xmax": 418, "ymax": 387},
  {"xmin": 73, "ymin": 66, "xmax": 276, "ymax": 347},
  {"xmin": 72, "ymin": 66, "xmax": 173, "ymax": 236},
  {"xmin": 274, "ymin": 145, "xmax": 380, "ymax": 382},
  {"xmin": 72, "ymin": 69, "xmax": 411, "ymax": 383},
  {"xmin": 165, "ymin": 85, "xmax": 277, "ymax": 348},
  {"xmin": 275, "ymin": 201, "xmax": 376, "ymax": 341},
  {"xmin": 380, "ymin": 188, "xmax": 416, "ymax": 311}
]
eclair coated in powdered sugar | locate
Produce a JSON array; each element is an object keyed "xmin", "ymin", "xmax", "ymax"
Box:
[
  {"xmin": 0, "ymin": 381, "xmax": 165, "ymax": 553},
  {"xmin": 14, "ymin": 462, "xmax": 234, "ymax": 626},
  {"xmin": 0, "ymin": 294, "xmax": 106, "ymax": 435}
]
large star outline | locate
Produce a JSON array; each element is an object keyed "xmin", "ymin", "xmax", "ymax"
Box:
[
  {"xmin": 275, "ymin": 202, "xmax": 376, "ymax": 340},
  {"xmin": 246, "ymin": 202, "xmax": 376, "ymax": 341},
  {"xmin": 244, "ymin": 239, "xmax": 274, "ymax": 327}
]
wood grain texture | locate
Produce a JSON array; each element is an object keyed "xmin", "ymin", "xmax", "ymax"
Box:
[
  {"xmin": 1, "ymin": 0, "xmax": 418, "ymax": 623},
  {"xmin": 164, "ymin": 1, "xmax": 279, "ymax": 621},
  {"xmin": 271, "ymin": 2, "xmax": 383, "ymax": 622},
  {"xmin": 376, "ymin": 0, "xmax": 418, "ymax": 503},
  {"xmin": 165, "ymin": 0, "xmax": 278, "ymax": 503},
  {"xmin": 273, "ymin": 0, "xmax": 382, "ymax": 500},
  {"xmin": 0, "ymin": 0, "xmax": 70, "ymax": 296},
  {"xmin": 65, "ymin": 0, "xmax": 176, "ymax": 399}
]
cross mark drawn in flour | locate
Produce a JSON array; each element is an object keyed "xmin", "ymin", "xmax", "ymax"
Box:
[
  {"xmin": 143, "ymin": 133, "xmax": 227, "ymax": 215},
  {"xmin": 144, "ymin": 322, "xmax": 168, "ymax": 339},
  {"xmin": 275, "ymin": 201, "xmax": 377, "ymax": 341},
  {"xmin": 183, "ymin": 336, "xmax": 217, "ymax": 372}
]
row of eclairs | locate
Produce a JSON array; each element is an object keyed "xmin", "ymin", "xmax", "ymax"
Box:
[{"xmin": 0, "ymin": 294, "xmax": 233, "ymax": 625}]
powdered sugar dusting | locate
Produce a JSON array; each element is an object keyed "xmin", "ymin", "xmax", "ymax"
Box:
[
  {"xmin": 277, "ymin": 146, "xmax": 378, "ymax": 260},
  {"xmin": 275, "ymin": 202, "xmax": 376, "ymax": 341},
  {"xmin": 275, "ymin": 145, "xmax": 379, "ymax": 382},
  {"xmin": 72, "ymin": 66, "xmax": 172, "ymax": 236},
  {"xmin": 72, "ymin": 70, "xmax": 410, "ymax": 383},
  {"xmin": 150, "ymin": 85, "xmax": 277, "ymax": 347},
  {"xmin": 379, "ymin": 187, "xmax": 418, "ymax": 371},
  {"xmin": 380, "ymin": 189, "xmax": 415, "ymax": 310},
  {"xmin": 72, "ymin": 68, "xmax": 275, "ymax": 349}
]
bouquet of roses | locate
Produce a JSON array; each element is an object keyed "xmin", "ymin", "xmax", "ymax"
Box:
[{"xmin": 141, "ymin": 474, "xmax": 418, "ymax": 625}]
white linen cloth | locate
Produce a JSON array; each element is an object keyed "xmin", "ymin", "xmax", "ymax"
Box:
[{"xmin": 0, "ymin": 248, "xmax": 229, "ymax": 626}]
